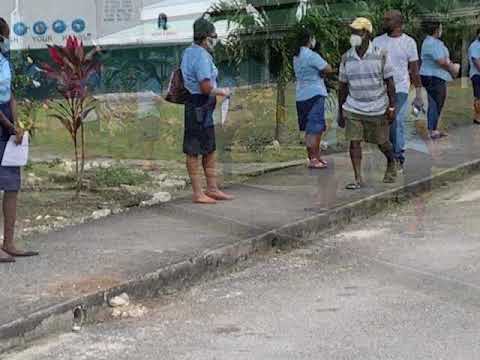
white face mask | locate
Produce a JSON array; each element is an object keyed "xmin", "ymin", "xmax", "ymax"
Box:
[
  {"xmin": 350, "ymin": 34, "xmax": 363, "ymax": 48},
  {"xmin": 310, "ymin": 38, "xmax": 317, "ymax": 49}
]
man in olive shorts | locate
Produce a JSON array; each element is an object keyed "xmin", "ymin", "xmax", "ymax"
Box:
[{"xmin": 338, "ymin": 17, "xmax": 397, "ymax": 189}]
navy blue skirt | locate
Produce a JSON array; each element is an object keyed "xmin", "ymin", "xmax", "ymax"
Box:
[
  {"xmin": 183, "ymin": 94, "xmax": 217, "ymax": 156},
  {"xmin": 472, "ymin": 75, "xmax": 480, "ymax": 99},
  {"xmin": 296, "ymin": 95, "xmax": 326, "ymax": 135},
  {"xmin": 0, "ymin": 101, "xmax": 21, "ymax": 192}
]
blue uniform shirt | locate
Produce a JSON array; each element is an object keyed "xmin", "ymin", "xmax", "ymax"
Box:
[
  {"xmin": 181, "ymin": 44, "xmax": 218, "ymax": 95},
  {"xmin": 419, "ymin": 36, "xmax": 452, "ymax": 82},
  {"xmin": 468, "ymin": 39, "xmax": 480, "ymax": 78},
  {"xmin": 0, "ymin": 53, "xmax": 11, "ymax": 104},
  {"xmin": 294, "ymin": 47, "xmax": 328, "ymax": 101}
]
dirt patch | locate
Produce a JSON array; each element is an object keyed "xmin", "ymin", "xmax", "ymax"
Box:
[{"xmin": 47, "ymin": 275, "xmax": 123, "ymax": 297}]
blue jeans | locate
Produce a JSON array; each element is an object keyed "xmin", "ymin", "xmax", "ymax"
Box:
[
  {"xmin": 421, "ymin": 76, "xmax": 447, "ymax": 131},
  {"xmin": 391, "ymin": 92, "xmax": 409, "ymax": 164}
]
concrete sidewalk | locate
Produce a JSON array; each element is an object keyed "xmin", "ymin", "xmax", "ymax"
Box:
[{"xmin": 2, "ymin": 124, "xmax": 480, "ymax": 352}]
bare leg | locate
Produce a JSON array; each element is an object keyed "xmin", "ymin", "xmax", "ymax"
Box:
[
  {"xmin": 3, "ymin": 191, "xmax": 17, "ymax": 251},
  {"xmin": 306, "ymin": 133, "xmax": 327, "ymax": 168},
  {"xmin": 305, "ymin": 134, "xmax": 314, "ymax": 160},
  {"xmin": 349, "ymin": 141, "xmax": 363, "ymax": 185},
  {"xmin": 203, "ymin": 152, "xmax": 234, "ymax": 201},
  {"xmin": 186, "ymin": 155, "xmax": 216, "ymax": 204},
  {"xmin": 378, "ymin": 141, "xmax": 397, "ymax": 183},
  {"xmin": 306, "ymin": 133, "xmax": 323, "ymax": 160},
  {"xmin": 475, "ymin": 99, "xmax": 480, "ymax": 122},
  {"xmin": 2, "ymin": 191, "xmax": 38, "ymax": 257}
]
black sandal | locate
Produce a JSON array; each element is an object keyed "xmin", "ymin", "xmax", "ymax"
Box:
[
  {"xmin": 0, "ymin": 250, "xmax": 15, "ymax": 263},
  {"xmin": 2, "ymin": 248, "xmax": 39, "ymax": 257}
]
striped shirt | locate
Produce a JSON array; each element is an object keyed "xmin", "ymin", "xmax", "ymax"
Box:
[{"xmin": 339, "ymin": 42, "xmax": 394, "ymax": 116}]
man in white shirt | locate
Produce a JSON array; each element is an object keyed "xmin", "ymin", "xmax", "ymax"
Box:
[{"xmin": 373, "ymin": 10, "xmax": 424, "ymax": 170}]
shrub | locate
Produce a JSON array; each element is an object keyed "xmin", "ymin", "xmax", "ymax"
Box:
[{"xmin": 94, "ymin": 167, "xmax": 151, "ymax": 188}]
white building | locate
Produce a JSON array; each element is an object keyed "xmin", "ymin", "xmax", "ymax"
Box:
[{"xmin": 0, "ymin": 0, "xmax": 230, "ymax": 50}]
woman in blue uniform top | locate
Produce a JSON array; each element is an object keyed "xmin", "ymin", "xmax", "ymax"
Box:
[
  {"xmin": 294, "ymin": 28, "xmax": 333, "ymax": 169},
  {"xmin": 0, "ymin": 18, "xmax": 38, "ymax": 262},
  {"xmin": 181, "ymin": 18, "xmax": 234, "ymax": 204}
]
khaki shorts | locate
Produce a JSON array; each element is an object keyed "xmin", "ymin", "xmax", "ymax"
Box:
[{"xmin": 345, "ymin": 111, "xmax": 390, "ymax": 144}]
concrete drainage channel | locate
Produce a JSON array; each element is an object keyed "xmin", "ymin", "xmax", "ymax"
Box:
[{"xmin": 2, "ymin": 158, "xmax": 480, "ymax": 355}]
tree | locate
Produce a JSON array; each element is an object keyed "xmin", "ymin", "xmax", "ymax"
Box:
[
  {"xmin": 211, "ymin": 0, "xmax": 478, "ymax": 144},
  {"xmin": 41, "ymin": 36, "xmax": 101, "ymax": 195},
  {"xmin": 210, "ymin": 0, "xmax": 302, "ymax": 143}
]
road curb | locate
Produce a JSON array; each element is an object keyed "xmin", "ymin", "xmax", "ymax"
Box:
[{"xmin": 2, "ymin": 158, "xmax": 480, "ymax": 355}]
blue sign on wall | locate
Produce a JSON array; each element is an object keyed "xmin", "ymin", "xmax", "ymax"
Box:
[
  {"xmin": 13, "ymin": 22, "xmax": 28, "ymax": 36},
  {"xmin": 33, "ymin": 21, "xmax": 48, "ymax": 35},
  {"xmin": 52, "ymin": 20, "xmax": 67, "ymax": 34},
  {"xmin": 71, "ymin": 19, "xmax": 86, "ymax": 33}
]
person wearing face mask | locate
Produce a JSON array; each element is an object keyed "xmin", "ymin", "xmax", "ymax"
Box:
[
  {"xmin": 337, "ymin": 17, "xmax": 397, "ymax": 190},
  {"xmin": 180, "ymin": 17, "xmax": 233, "ymax": 204},
  {"xmin": 373, "ymin": 10, "xmax": 423, "ymax": 171},
  {"xmin": 293, "ymin": 28, "xmax": 333, "ymax": 169},
  {"xmin": 468, "ymin": 29, "xmax": 480, "ymax": 125},
  {"xmin": 0, "ymin": 18, "xmax": 38, "ymax": 262},
  {"xmin": 419, "ymin": 20, "xmax": 460, "ymax": 139}
]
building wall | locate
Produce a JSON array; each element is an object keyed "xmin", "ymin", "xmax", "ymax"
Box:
[{"xmin": 0, "ymin": 0, "xmax": 145, "ymax": 49}]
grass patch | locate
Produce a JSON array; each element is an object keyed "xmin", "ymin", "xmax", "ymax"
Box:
[
  {"xmin": 27, "ymin": 81, "xmax": 475, "ymax": 164},
  {"xmin": 93, "ymin": 167, "xmax": 152, "ymax": 188}
]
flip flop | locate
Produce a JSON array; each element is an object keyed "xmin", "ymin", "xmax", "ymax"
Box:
[
  {"xmin": 0, "ymin": 255, "xmax": 15, "ymax": 263},
  {"xmin": 345, "ymin": 183, "xmax": 362, "ymax": 190},
  {"xmin": 1, "ymin": 248, "xmax": 39, "ymax": 257},
  {"xmin": 308, "ymin": 160, "xmax": 327, "ymax": 169},
  {"xmin": 319, "ymin": 158, "xmax": 328, "ymax": 166}
]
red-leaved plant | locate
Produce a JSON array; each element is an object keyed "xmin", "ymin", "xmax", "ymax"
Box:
[{"xmin": 42, "ymin": 36, "xmax": 101, "ymax": 194}]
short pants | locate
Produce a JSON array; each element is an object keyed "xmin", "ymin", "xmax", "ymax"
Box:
[
  {"xmin": 296, "ymin": 95, "xmax": 326, "ymax": 135},
  {"xmin": 472, "ymin": 74, "xmax": 480, "ymax": 99},
  {"xmin": 345, "ymin": 110, "xmax": 390, "ymax": 145},
  {"xmin": 183, "ymin": 94, "xmax": 216, "ymax": 156}
]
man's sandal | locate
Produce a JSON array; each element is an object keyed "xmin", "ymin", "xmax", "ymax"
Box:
[{"xmin": 345, "ymin": 183, "xmax": 363, "ymax": 190}]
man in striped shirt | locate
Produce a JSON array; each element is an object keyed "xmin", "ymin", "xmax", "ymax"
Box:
[{"xmin": 338, "ymin": 17, "xmax": 397, "ymax": 190}]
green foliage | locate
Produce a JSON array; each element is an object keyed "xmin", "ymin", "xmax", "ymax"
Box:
[
  {"xmin": 9, "ymin": 51, "xmax": 41, "ymax": 99},
  {"xmin": 16, "ymin": 99, "xmax": 43, "ymax": 136},
  {"xmin": 94, "ymin": 166, "xmax": 151, "ymax": 188},
  {"xmin": 242, "ymin": 132, "xmax": 273, "ymax": 154},
  {"xmin": 42, "ymin": 36, "xmax": 102, "ymax": 195}
]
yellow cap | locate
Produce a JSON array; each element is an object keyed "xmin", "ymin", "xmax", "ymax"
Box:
[{"xmin": 350, "ymin": 17, "xmax": 373, "ymax": 34}]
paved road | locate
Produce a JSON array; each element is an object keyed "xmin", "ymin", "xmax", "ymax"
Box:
[
  {"xmin": 7, "ymin": 174, "xmax": 480, "ymax": 360},
  {"xmin": 4, "ymin": 124, "xmax": 480, "ymax": 332}
]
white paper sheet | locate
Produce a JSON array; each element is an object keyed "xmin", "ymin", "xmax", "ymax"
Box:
[
  {"xmin": 1, "ymin": 133, "xmax": 29, "ymax": 167},
  {"xmin": 221, "ymin": 97, "xmax": 230, "ymax": 125}
]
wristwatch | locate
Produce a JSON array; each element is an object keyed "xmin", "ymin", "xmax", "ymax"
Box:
[{"xmin": 388, "ymin": 107, "xmax": 396, "ymax": 112}]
